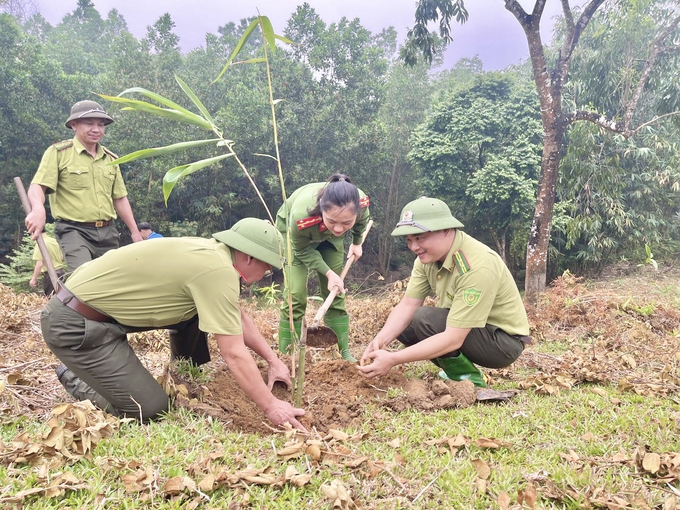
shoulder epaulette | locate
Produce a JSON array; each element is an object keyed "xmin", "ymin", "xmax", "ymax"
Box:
[
  {"xmin": 102, "ymin": 146, "xmax": 119, "ymax": 159},
  {"xmin": 296, "ymin": 215, "xmax": 323, "ymax": 231},
  {"xmin": 53, "ymin": 140, "xmax": 73, "ymax": 152},
  {"xmin": 453, "ymin": 250, "xmax": 471, "ymax": 275}
]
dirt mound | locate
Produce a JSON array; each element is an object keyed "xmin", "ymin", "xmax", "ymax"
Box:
[{"xmin": 174, "ymin": 359, "xmax": 476, "ymax": 435}]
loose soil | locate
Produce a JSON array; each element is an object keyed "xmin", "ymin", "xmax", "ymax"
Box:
[{"xmin": 173, "ymin": 358, "xmax": 476, "ymax": 435}]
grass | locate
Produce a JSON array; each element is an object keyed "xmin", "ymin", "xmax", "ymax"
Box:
[{"xmin": 2, "ymin": 381, "xmax": 679, "ymax": 508}]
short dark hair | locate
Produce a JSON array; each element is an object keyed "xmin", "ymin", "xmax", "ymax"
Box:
[{"xmin": 137, "ymin": 222, "xmax": 153, "ymax": 230}]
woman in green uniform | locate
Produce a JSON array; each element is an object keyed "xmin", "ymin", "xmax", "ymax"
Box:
[{"xmin": 276, "ymin": 174, "xmax": 370, "ymax": 361}]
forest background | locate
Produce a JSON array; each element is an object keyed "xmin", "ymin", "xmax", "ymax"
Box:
[{"xmin": 0, "ymin": 0, "xmax": 678, "ymax": 293}]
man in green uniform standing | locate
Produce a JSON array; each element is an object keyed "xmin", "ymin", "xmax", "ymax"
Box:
[
  {"xmin": 29, "ymin": 229, "xmax": 66, "ymax": 296},
  {"xmin": 357, "ymin": 197, "xmax": 531, "ymax": 387},
  {"xmin": 42, "ymin": 218, "xmax": 306, "ymax": 431},
  {"xmin": 24, "ymin": 100, "xmax": 142, "ymax": 271}
]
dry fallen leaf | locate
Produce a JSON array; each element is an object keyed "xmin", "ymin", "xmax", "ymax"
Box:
[
  {"xmin": 498, "ymin": 490, "xmax": 511, "ymax": 510},
  {"xmin": 642, "ymin": 452, "xmax": 661, "ymax": 474},
  {"xmin": 471, "ymin": 458, "xmax": 491, "ymax": 479}
]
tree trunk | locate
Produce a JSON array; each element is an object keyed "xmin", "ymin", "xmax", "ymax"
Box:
[
  {"xmin": 377, "ymin": 157, "xmax": 402, "ymax": 275},
  {"xmin": 504, "ymin": 0, "xmax": 566, "ymax": 302},
  {"xmin": 525, "ymin": 131, "xmax": 561, "ymax": 300}
]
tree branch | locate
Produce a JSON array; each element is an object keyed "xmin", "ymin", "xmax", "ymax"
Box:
[
  {"xmin": 623, "ymin": 14, "xmax": 680, "ymax": 131},
  {"xmin": 503, "ymin": 0, "xmax": 530, "ymax": 27},
  {"xmin": 555, "ymin": 0, "xmax": 606, "ymax": 89},
  {"xmin": 561, "ymin": 110, "xmax": 622, "ymax": 134},
  {"xmin": 629, "ymin": 111, "xmax": 680, "ymax": 137}
]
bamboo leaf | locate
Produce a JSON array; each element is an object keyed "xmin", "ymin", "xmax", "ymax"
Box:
[
  {"xmin": 175, "ymin": 76, "xmax": 214, "ymax": 125},
  {"xmin": 253, "ymin": 153, "xmax": 279, "ymax": 161},
  {"xmin": 260, "ymin": 16, "xmax": 276, "ymax": 50},
  {"xmin": 162, "ymin": 154, "xmax": 234, "ymax": 205},
  {"xmin": 213, "ymin": 18, "xmax": 261, "ymax": 83},
  {"xmin": 235, "ymin": 57, "xmax": 266, "ymax": 65},
  {"xmin": 98, "ymin": 94, "xmax": 213, "ymax": 130},
  {"xmin": 274, "ymin": 34, "xmax": 294, "ymax": 45},
  {"xmin": 109, "ymin": 88, "xmax": 195, "ymax": 117},
  {"xmin": 112, "ymin": 139, "xmax": 222, "ymax": 165},
  {"xmin": 272, "ymin": 99, "xmax": 284, "ymax": 105}
]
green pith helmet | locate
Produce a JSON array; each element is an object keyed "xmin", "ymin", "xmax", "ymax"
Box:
[
  {"xmin": 65, "ymin": 100, "xmax": 114, "ymax": 128},
  {"xmin": 213, "ymin": 218, "xmax": 284, "ymax": 269},
  {"xmin": 391, "ymin": 197, "xmax": 464, "ymax": 237}
]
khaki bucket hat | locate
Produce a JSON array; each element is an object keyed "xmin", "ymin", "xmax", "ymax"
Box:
[
  {"xmin": 391, "ymin": 197, "xmax": 464, "ymax": 237},
  {"xmin": 213, "ymin": 218, "xmax": 284, "ymax": 269},
  {"xmin": 65, "ymin": 100, "xmax": 114, "ymax": 128}
]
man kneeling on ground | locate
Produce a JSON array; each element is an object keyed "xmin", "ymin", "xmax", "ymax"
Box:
[
  {"xmin": 42, "ymin": 218, "xmax": 305, "ymax": 431},
  {"xmin": 357, "ymin": 197, "xmax": 531, "ymax": 387}
]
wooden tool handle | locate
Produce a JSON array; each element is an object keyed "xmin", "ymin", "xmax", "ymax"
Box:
[
  {"xmin": 14, "ymin": 177, "xmax": 60, "ymax": 291},
  {"xmin": 311, "ymin": 220, "xmax": 373, "ymax": 326}
]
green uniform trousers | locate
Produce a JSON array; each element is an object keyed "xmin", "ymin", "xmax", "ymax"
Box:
[
  {"xmin": 54, "ymin": 220, "xmax": 119, "ymax": 271},
  {"xmin": 397, "ymin": 307, "xmax": 527, "ymax": 368},
  {"xmin": 41, "ymin": 297, "xmax": 210, "ymax": 421},
  {"xmin": 280, "ymin": 240, "xmax": 347, "ymax": 322}
]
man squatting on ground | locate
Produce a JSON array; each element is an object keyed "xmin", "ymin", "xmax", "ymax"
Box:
[
  {"xmin": 24, "ymin": 100, "xmax": 142, "ymax": 272},
  {"xmin": 42, "ymin": 218, "xmax": 306, "ymax": 431},
  {"xmin": 357, "ymin": 197, "xmax": 531, "ymax": 387}
]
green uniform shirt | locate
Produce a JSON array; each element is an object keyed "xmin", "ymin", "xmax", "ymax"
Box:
[
  {"xmin": 31, "ymin": 137, "xmax": 128, "ymax": 222},
  {"xmin": 65, "ymin": 238, "xmax": 242, "ymax": 334},
  {"xmin": 404, "ymin": 231, "xmax": 530, "ymax": 335},
  {"xmin": 32, "ymin": 235, "xmax": 66, "ymax": 272},
  {"xmin": 275, "ymin": 182, "xmax": 370, "ymax": 274}
]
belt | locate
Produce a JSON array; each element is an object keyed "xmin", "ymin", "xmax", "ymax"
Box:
[
  {"xmin": 55, "ymin": 283, "xmax": 115, "ymax": 323},
  {"xmin": 59, "ymin": 220, "xmax": 112, "ymax": 228}
]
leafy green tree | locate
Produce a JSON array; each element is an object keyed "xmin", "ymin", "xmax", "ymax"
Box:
[
  {"xmin": 350, "ymin": 59, "xmax": 434, "ymax": 274},
  {"xmin": 0, "ymin": 13, "xmax": 87, "ymax": 253},
  {"xmin": 554, "ymin": 121, "xmax": 680, "ymax": 274},
  {"xmin": 403, "ymin": 0, "xmax": 680, "ymax": 301},
  {"xmin": 409, "ymin": 72, "xmax": 542, "ymax": 270}
]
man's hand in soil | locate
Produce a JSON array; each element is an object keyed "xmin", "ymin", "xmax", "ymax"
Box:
[
  {"xmin": 267, "ymin": 357, "xmax": 293, "ymax": 391},
  {"xmin": 265, "ymin": 399, "xmax": 307, "ymax": 432},
  {"xmin": 356, "ymin": 349, "xmax": 395, "ymax": 379}
]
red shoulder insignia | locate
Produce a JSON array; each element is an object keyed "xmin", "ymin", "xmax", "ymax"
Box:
[
  {"xmin": 360, "ymin": 196, "xmax": 370, "ymax": 208},
  {"xmin": 102, "ymin": 146, "xmax": 119, "ymax": 159},
  {"xmin": 296, "ymin": 215, "xmax": 323, "ymax": 231},
  {"xmin": 53, "ymin": 140, "xmax": 73, "ymax": 152}
]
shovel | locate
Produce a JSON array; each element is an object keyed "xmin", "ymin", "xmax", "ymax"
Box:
[{"xmin": 306, "ymin": 220, "xmax": 373, "ymax": 348}]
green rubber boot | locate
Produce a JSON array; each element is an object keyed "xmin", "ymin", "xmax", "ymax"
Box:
[
  {"xmin": 278, "ymin": 320, "xmax": 302, "ymax": 355},
  {"xmin": 435, "ymin": 354, "xmax": 487, "ymax": 388},
  {"xmin": 324, "ymin": 315, "xmax": 356, "ymax": 362}
]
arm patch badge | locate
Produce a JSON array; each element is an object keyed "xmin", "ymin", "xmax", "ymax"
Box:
[{"xmin": 463, "ymin": 288, "xmax": 482, "ymax": 306}]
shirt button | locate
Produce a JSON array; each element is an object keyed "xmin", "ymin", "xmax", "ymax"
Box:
[{"xmin": 437, "ymin": 275, "xmax": 442, "ymax": 280}]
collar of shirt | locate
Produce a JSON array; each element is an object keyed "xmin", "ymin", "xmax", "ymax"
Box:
[
  {"xmin": 436, "ymin": 231, "xmax": 462, "ymax": 275},
  {"xmin": 72, "ymin": 136, "xmax": 105, "ymax": 160}
]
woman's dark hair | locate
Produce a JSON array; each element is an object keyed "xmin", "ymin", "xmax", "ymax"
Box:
[{"xmin": 308, "ymin": 174, "xmax": 360, "ymax": 217}]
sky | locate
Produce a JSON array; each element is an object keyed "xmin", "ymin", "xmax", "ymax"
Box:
[{"xmin": 37, "ymin": 0, "xmax": 569, "ymax": 71}]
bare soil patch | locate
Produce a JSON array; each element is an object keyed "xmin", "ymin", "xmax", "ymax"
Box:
[{"xmin": 173, "ymin": 359, "xmax": 476, "ymax": 435}]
